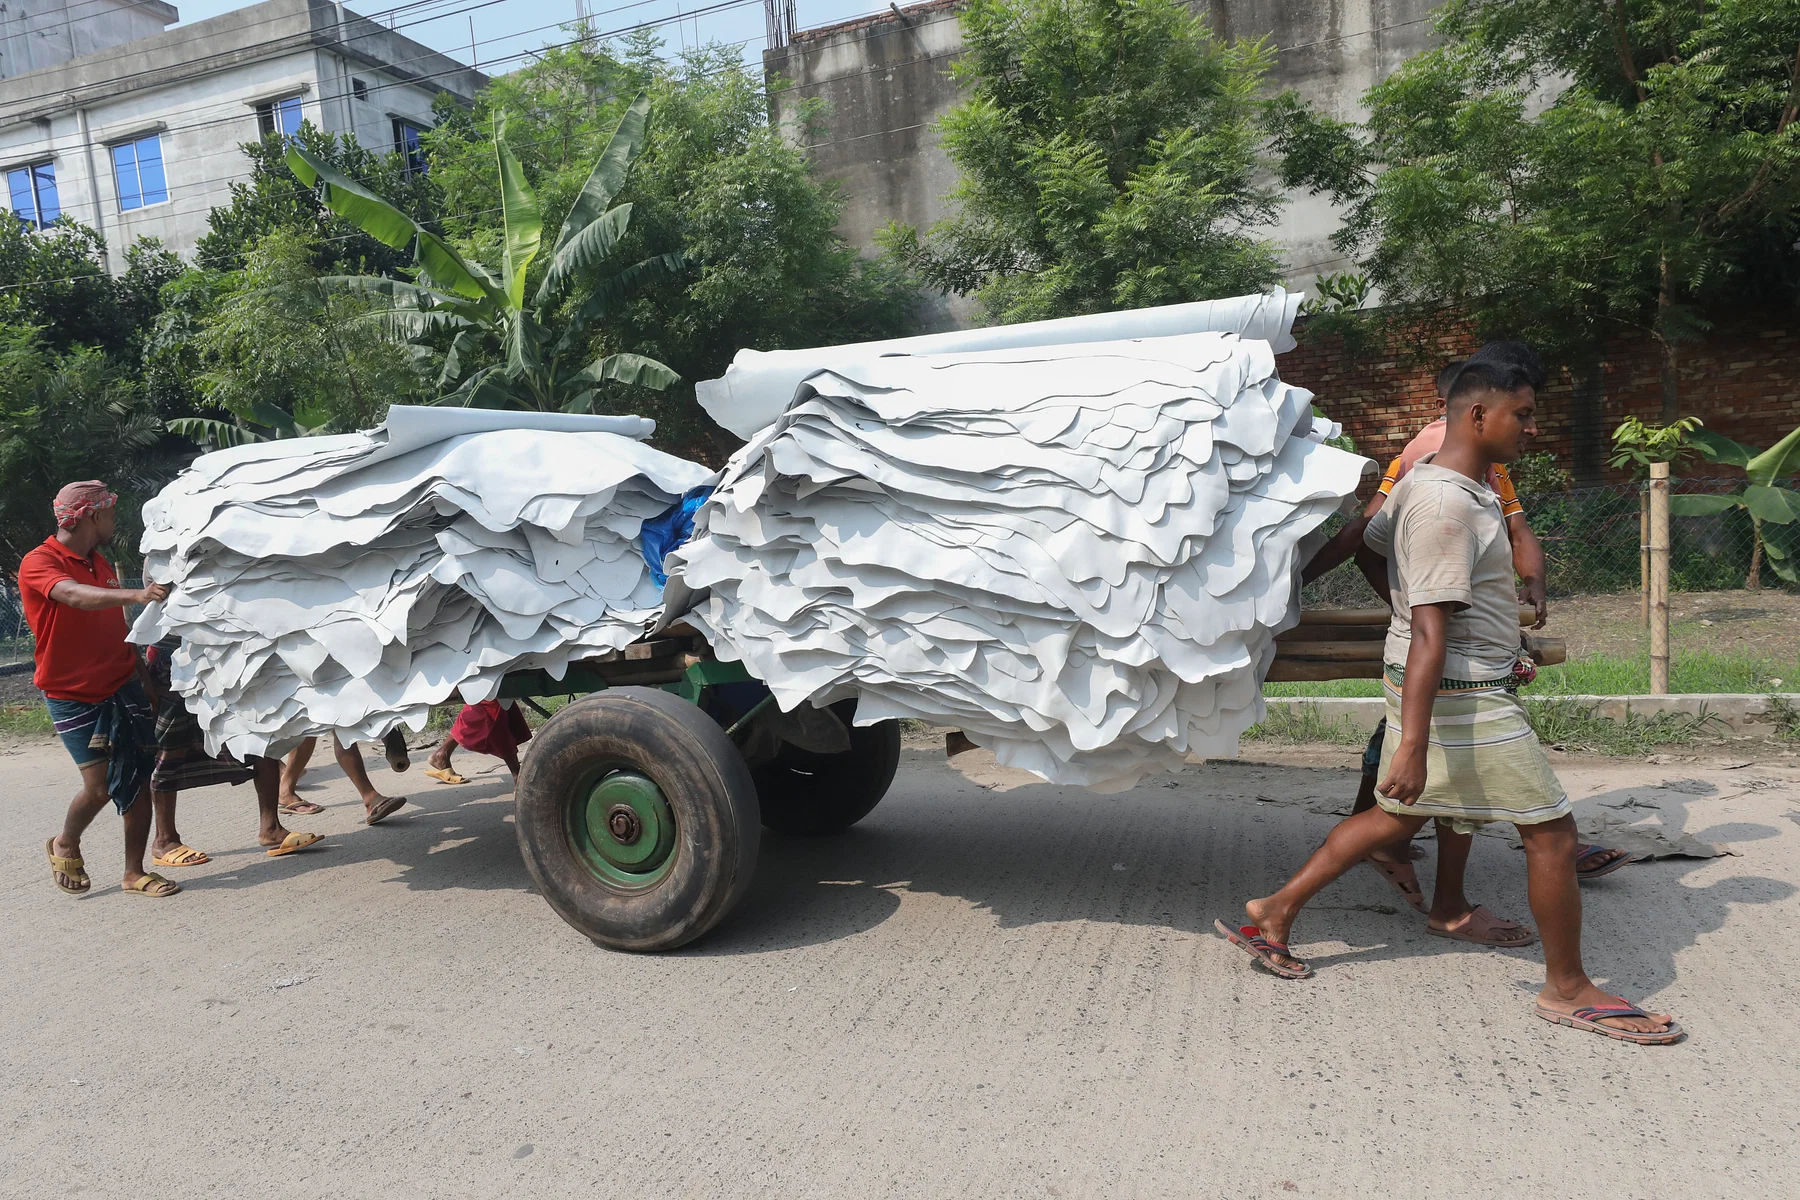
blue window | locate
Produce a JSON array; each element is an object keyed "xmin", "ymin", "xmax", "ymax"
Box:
[
  {"xmin": 393, "ymin": 118, "xmax": 427, "ymax": 177},
  {"xmin": 6, "ymin": 161, "xmax": 59, "ymax": 229},
  {"xmin": 111, "ymin": 133, "xmax": 168, "ymax": 212},
  {"xmin": 257, "ymin": 95, "xmax": 303, "ymax": 141}
]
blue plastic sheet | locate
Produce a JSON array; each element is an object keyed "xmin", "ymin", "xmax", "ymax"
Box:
[{"xmin": 640, "ymin": 485, "xmax": 714, "ymax": 586}]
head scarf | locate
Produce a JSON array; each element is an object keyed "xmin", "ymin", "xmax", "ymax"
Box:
[{"xmin": 53, "ymin": 480, "xmax": 118, "ymax": 529}]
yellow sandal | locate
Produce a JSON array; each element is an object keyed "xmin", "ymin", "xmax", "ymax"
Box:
[
  {"xmin": 152, "ymin": 844, "xmax": 211, "ymax": 868},
  {"xmin": 46, "ymin": 838, "xmax": 89, "ymax": 895},
  {"xmin": 123, "ymin": 873, "xmax": 181, "ymax": 898}
]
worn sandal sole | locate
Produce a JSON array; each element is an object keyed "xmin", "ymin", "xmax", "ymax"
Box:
[
  {"xmin": 1213, "ymin": 918, "xmax": 1313, "ymax": 979},
  {"xmin": 1577, "ymin": 851, "xmax": 1637, "ymax": 882},
  {"xmin": 1427, "ymin": 923, "xmax": 1537, "ymax": 947},
  {"xmin": 1534, "ymin": 1006, "xmax": 1683, "ymax": 1045}
]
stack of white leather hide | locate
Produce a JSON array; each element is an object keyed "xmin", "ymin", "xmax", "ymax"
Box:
[
  {"xmin": 671, "ymin": 331, "xmax": 1370, "ymax": 790},
  {"xmin": 130, "ymin": 408, "xmax": 712, "ymax": 760}
]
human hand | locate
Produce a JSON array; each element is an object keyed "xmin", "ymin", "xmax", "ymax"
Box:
[
  {"xmin": 1378, "ymin": 742, "xmax": 1428, "ymax": 806},
  {"xmin": 138, "ymin": 581, "xmax": 171, "ymax": 604},
  {"xmin": 1520, "ymin": 576, "xmax": 1547, "ymax": 629}
]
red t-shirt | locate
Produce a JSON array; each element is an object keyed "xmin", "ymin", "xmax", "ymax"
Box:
[{"xmin": 18, "ymin": 536, "xmax": 139, "ymax": 703}]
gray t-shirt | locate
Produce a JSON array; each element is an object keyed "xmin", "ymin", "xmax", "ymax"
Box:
[{"xmin": 1364, "ymin": 458, "xmax": 1520, "ymax": 681}]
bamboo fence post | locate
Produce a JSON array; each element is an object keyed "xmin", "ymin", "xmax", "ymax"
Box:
[
  {"xmin": 1649, "ymin": 462, "xmax": 1671, "ymax": 695},
  {"xmin": 1640, "ymin": 486, "xmax": 1651, "ymax": 629}
]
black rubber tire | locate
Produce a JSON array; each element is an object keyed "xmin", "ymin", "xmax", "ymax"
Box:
[
  {"xmin": 514, "ymin": 687, "xmax": 760, "ymax": 952},
  {"xmin": 753, "ymin": 702, "xmax": 902, "ymax": 836}
]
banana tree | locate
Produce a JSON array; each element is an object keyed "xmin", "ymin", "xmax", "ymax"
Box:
[
  {"xmin": 286, "ymin": 92, "xmax": 682, "ymax": 412},
  {"xmin": 1669, "ymin": 423, "xmax": 1800, "ymax": 589}
]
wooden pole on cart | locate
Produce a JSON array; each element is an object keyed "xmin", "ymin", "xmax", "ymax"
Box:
[
  {"xmin": 1640, "ymin": 485, "xmax": 1651, "ymax": 629},
  {"xmin": 1649, "ymin": 462, "xmax": 1671, "ymax": 695}
]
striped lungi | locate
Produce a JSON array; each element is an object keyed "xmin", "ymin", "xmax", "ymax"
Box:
[{"xmin": 1374, "ymin": 664, "xmax": 1569, "ymax": 834}]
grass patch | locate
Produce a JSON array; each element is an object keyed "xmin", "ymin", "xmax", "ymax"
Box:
[
  {"xmin": 1267, "ymin": 650, "xmax": 1796, "ymax": 699},
  {"xmin": 1766, "ymin": 694, "xmax": 1800, "ymax": 743},
  {"xmin": 1524, "ymin": 697, "xmax": 1725, "ymax": 755},
  {"xmin": 1244, "ymin": 702, "xmax": 1370, "ymax": 745},
  {"xmin": 0, "ymin": 702, "xmax": 51, "ymax": 736}
]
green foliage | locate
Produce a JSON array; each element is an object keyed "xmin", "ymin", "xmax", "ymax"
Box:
[
  {"xmin": 1670, "ymin": 420, "xmax": 1800, "ymax": 587},
  {"xmin": 1508, "ymin": 450, "xmax": 1572, "ymax": 498},
  {"xmin": 1242, "ymin": 702, "xmax": 1369, "ymax": 745},
  {"xmin": 290, "ymin": 92, "xmax": 680, "ymax": 415},
  {"xmin": 195, "ymin": 127, "xmax": 438, "ymax": 276},
  {"xmin": 425, "ymin": 37, "xmax": 917, "ymax": 454},
  {"xmin": 162, "ymin": 229, "xmax": 428, "ymax": 447},
  {"xmin": 0, "ymin": 324, "xmax": 171, "ymax": 571},
  {"xmin": 1297, "ymin": 271, "xmax": 1371, "ymax": 316},
  {"xmin": 1273, "ymin": 0, "xmax": 1800, "ymax": 415},
  {"xmin": 879, "ymin": 0, "xmax": 1283, "ymax": 325},
  {"xmin": 1525, "ymin": 696, "xmax": 1724, "ymax": 755},
  {"xmin": 0, "ymin": 218, "xmax": 181, "ymax": 358},
  {"xmin": 1609, "ymin": 415, "xmax": 1703, "ymax": 472}
]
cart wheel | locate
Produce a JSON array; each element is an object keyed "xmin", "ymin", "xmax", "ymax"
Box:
[
  {"xmin": 515, "ymin": 687, "xmax": 759, "ymax": 952},
  {"xmin": 754, "ymin": 702, "xmax": 902, "ymax": 836}
]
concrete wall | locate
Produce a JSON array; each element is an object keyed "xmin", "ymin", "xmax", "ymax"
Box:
[
  {"xmin": 0, "ymin": 0, "xmax": 179, "ymax": 81},
  {"xmin": 0, "ymin": 0, "xmax": 482, "ymax": 266},
  {"xmin": 765, "ymin": 0, "xmax": 1443, "ymax": 315}
]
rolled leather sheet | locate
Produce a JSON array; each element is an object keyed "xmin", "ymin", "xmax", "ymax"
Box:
[
  {"xmin": 671, "ymin": 330, "xmax": 1371, "ymax": 791},
  {"xmin": 130, "ymin": 407, "xmax": 711, "ymax": 760},
  {"xmin": 695, "ymin": 289, "xmax": 1303, "ymax": 440}
]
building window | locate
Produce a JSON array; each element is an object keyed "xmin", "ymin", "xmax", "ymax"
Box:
[
  {"xmin": 111, "ymin": 133, "xmax": 168, "ymax": 211},
  {"xmin": 256, "ymin": 95, "xmax": 304, "ymax": 141},
  {"xmin": 351, "ymin": 78, "xmax": 369, "ymax": 102},
  {"xmin": 393, "ymin": 118, "xmax": 427, "ymax": 177},
  {"xmin": 6, "ymin": 161, "xmax": 59, "ymax": 229}
]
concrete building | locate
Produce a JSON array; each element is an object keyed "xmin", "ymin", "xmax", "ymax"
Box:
[
  {"xmin": 0, "ymin": 0, "xmax": 485, "ymax": 266},
  {"xmin": 765, "ymin": 0, "xmax": 1442, "ymax": 323}
]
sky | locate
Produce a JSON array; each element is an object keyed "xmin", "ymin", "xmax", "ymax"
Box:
[{"xmin": 168, "ymin": 0, "xmax": 886, "ymax": 76}]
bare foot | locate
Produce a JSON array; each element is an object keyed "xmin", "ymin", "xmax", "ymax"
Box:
[
  {"xmin": 1243, "ymin": 897, "xmax": 1305, "ymax": 972},
  {"xmin": 1537, "ymin": 983, "xmax": 1676, "ymax": 1036},
  {"xmin": 257, "ymin": 822, "xmax": 295, "ymax": 848}
]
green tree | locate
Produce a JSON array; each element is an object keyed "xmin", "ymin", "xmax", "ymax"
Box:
[
  {"xmin": 1274, "ymin": 0, "xmax": 1800, "ymax": 441},
  {"xmin": 879, "ymin": 0, "xmax": 1283, "ymax": 325},
  {"xmin": 288, "ymin": 93, "xmax": 679, "ymax": 415},
  {"xmin": 0, "ymin": 324, "xmax": 169, "ymax": 571},
  {"xmin": 425, "ymin": 35, "xmax": 917, "ymax": 455},
  {"xmin": 0, "ymin": 218, "xmax": 182, "ymax": 358},
  {"xmin": 163, "ymin": 229, "xmax": 429, "ymax": 447},
  {"xmin": 195, "ymin": 126, "xmax": 439, "ymax": 277}
]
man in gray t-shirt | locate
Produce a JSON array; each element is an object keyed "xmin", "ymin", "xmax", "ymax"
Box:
[{"xmin": 1218, "ymin": 362, "xmax": 1681, "ymax": 1045}]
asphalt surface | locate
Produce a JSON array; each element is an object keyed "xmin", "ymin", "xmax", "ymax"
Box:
[{"xmin": 3, "ymin": 735, "xmax": 1798, "ymax": 1199}]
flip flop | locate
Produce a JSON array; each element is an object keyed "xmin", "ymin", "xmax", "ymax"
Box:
[
  {"xmin": 46, "ymin": 838, "xmax": 90, "ymax": 895},
  {"xmin": 422, "ymin": 767, "xmax": 470, "ymax": 785},
  {"xmin": 1366, "ymin": 855, "xmax": 1427, "ymax": 913},
  {"xmin": 1576, "ymin": 843, "xmax": 1637, "ymax": 882},
  {"xmin": 1214, "ymin": 918, "xmax": 1312, "ymax": 979},
  {"xmin": 1427, "ymin": 904, "xmax": 1536, "ymax": 947},
  {"xmin": 265, "ymin": 830, "xmax": 325, "ymax": 858},
  {"xmin": 123, "ymin": 873, "xmax": 181, "ymax": 898},
  {"xmin": 152, "ymin": 844, "xmax": 211, "ymax": 868},
  {"xmin": 1534, "ymin": 998, "xmax": 1683, "ymax": 1045},
  {"xmin": 383, "ymin": 728, "xmax": 411, "ymax": 773},
  {"xmin": 279, "ymin": 798, "xmax": 325, "ymax": 816},
  {"xmin": 365, "ymin": 795, "xmax": 407, "ymax": 826}
]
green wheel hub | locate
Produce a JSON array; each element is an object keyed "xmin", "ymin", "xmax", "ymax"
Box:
[{"xmin": 569, "ymin": 769, "xmax": 677, "ymax": 888}]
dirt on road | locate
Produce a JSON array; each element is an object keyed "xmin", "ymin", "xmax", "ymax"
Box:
[{"xmin": 2, "ymin": 733, "xmax": 1797, "ymax": 1199}]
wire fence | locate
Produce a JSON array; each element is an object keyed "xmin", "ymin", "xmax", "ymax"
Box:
[{"xmin": 1302, "ymin": 476, "xmax": 1783, "ymax": 608}]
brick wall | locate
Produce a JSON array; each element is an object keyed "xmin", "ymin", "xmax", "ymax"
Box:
[{"xmin": 1279, "ymin": 308, "xmax": 1800, "ymax": 485}]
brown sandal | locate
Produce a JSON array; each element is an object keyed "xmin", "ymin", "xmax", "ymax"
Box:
[
  {"xmin": 1366, "ymin": 855, "xmax": 1427, "ymax": 913},
  {"xmin": 46, "ymin": 838, "xmax": 90, "ymax": 895},
  {"xmin": 1427, "ymin": 904, "xmax": 1536, "ymax": 947}
]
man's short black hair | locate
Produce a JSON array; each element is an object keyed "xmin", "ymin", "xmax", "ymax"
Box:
[
  {"xmin": 1434, "ymin": 360, "xmax": 1466, "ymax": 399},
  {"xmin": 1445, "ymin": 359, "xmax": 1531, "ymax": 409},
  {"xmin": 1467, "ymin": 340, "xmax": 1547, "ymax": 391}
]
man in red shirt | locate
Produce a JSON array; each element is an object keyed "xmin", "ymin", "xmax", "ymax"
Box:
[{"xmin": 22, "ymin": 481, "xmax": 178, "ymax": 898}]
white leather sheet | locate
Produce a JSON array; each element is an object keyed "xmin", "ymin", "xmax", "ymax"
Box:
[
  {"xmin": 670, "ymin": 330, "xmax": 1370, "ymax": 790},
  {"xmin": 695, "ymin": 290, "xmax": 1304, "ymax": 439},
  {"xmin": 130, "ymin": 406, "xmax": 710, "ymax": 760}
]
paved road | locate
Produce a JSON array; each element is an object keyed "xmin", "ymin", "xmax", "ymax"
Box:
[{"xmin": 3, "ymin": 735, "xmax": 1798, "ymax": 1199}]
